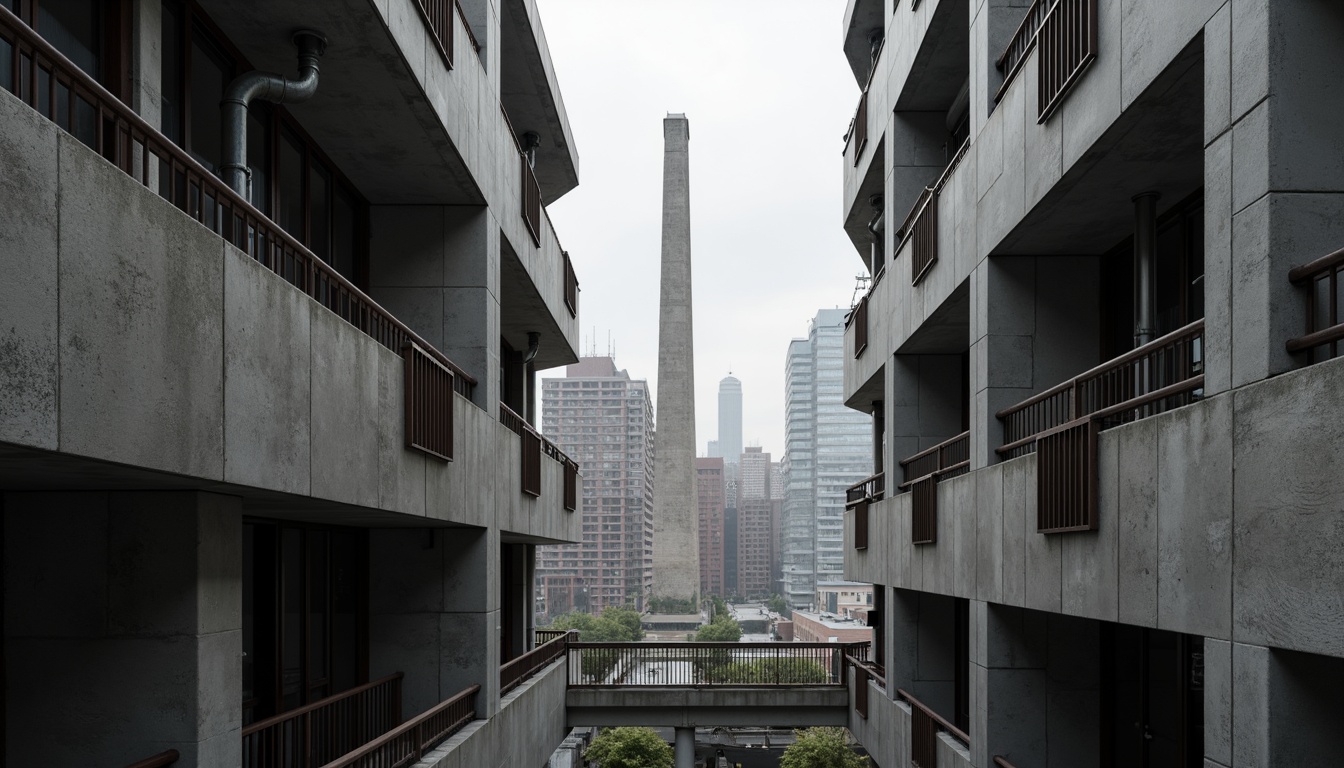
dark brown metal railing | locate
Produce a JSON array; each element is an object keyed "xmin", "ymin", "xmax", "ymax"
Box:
[
  {"xmin": 1036, "ymin": 418, "xmax": 1099, "ymax": 532},
  {"xmin": 895, "ymin": 139, "xmax": 970, "ymax": 286},
  {"xmin": 521, "ymin": 427, "xmax": 542, "ymax": 497},
  {"xmin": 563, "ymin": 250, "xmax": 579, "ymax": 317},
  {"xmin": 123, "ymin": 750, "xmax": 180, "ymax": 768},
  {"xmin": 845, "ymin": 652, "xmax": 886, "ymax": 721},
  {"xmin": 846, "ymin": 473, "xmax": 884, "ymax": 551},
  {"xmin": 415, "ymin": 0, "xmax": 455, "ymax": 68},
  {"xmin": 997, "ymin": 320, "xmax": 1205, "ymax": 459},
  {"xmin": 501, "ymin": 630, "xmax": 574, "ymax": 695},
  {"xmin": 318, "ymin": 684, "xmax": 479, "ymax": 768},
  {"xmin": 1286, "ymin": 245, "xmax": 1344, "ymax": 363},
  {"xmin": 852, "ymin": 90, "xmax": 869, "ymax": 167},
  {"xmin": 853, "ymin": 294, "xmax": 870, "ymax": 358},
  {"xmin": 535, "ymin": 628, "xmax": 568, "ymax": 645},
  {"xmin": 453, "ymin": 0, "xmax": 482, "ymax": 54},
  {"xmin": 897, "ymin": 432, "xmax": 969, "ymax": 546},
  {"xmin": 0, "ymin": 6, "xmax": 478, "ymax": 404},
  {"xmin": 994, "ymin": 0, "xmax": 1051, "ymax": 102},
  {"xmin": 993, "ymin": 756, "xmax": 1021, "ymax": 768},
  {"xmin": 898, "ymin": 688, "xmax": 970, "ymax": 768},
  {"xmin": 563, "ymin": 457, "xmax": 579, "ymax": 511},
  {"xmin": 567, "ymin": 642, "xmax": 861, "ymax": 687},
  {"xmin": 522, "ymin": 156, "xmax": 542, "ymax": 246},
  {"xmin": 501, "ymin": 403, "xmax": 576, "ymax": 500},
  {"xmin": 242, "ymin": 673, "xmax": 403, "ymax": 768},
  {"xmin": 404, "ymin": 342, "xmax": 454, "ymax": 461},
  {"xmin": 499, "ymin": 402, "xmax": 525, "ymax": 436},
  {"xmin": 1037, "ymin": 0, "xmax": 1098, "ymax": 122}
]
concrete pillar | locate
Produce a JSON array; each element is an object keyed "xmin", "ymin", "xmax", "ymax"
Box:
[
  {"xmin": 368, "ymin": 526, "xmax": 501, "ymax": 719},
  {"xmin": 4, "ymin": 491, "xmax": 242, "ymax": 768},
  {"xmin": 674, "ymin": 727, "xmax": 695, "ymax": 768},
  {"xmin": 888, "ymin": 354, "xmax": 964, "ymax": 472},
  {"xmin": 1201, "ymin": 0, "xmax": 1344, "ymax": 393},
  {"xmin": 651, "ymin": 113, "xmax": 700, "ymax": 602},
  {"xmin": 368, "ymin": 205, "xmax": 500, "ymax": 410},
  {"xmin": 887, "ymin": 112, "xmax": 950, "ymax": 254}
]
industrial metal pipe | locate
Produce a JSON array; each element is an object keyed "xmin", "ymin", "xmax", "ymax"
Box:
[
  {"xmin": 1132, "ymin": 192, "xmax": 1160, "ymax": 347},
  {"xmin": 221, "ymin": 29, "xmax": 327, "ymax": 198},
  {"xmin": 674, "ymin": 727, "xmax": 695, "ymax": 768}
]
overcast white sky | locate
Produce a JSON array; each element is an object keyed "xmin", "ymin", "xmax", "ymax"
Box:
[{"xmin": 540, "ymin": 0, "xmax": 861, "ymax": 458}]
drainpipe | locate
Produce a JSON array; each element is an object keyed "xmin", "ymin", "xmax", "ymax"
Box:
[
  {"xmin": 867, "ymin": 194, "xmax": 884, "ymax": 275},
  {"xmin": 1132, "ymin": 192, "xmax": 1160, "ymax": 348},
  {"xmin": 221, "ymin": 30, "xmax": 328, "ymax": 199}
]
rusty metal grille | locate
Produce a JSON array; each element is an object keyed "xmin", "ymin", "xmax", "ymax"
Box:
[
  {"xmin": 415, "ymin": 0, "xmax": 454, "ymax": 69},
  {"xmin": 0, "ymin": 6, "xmax": 479, "ymax": 404},
  {"xmin": 522, "ymin": 157, "xmax": 542, "ymax": 246},
  {"xmin": 854, "ymin": 664, "xmax": 869, "ymax": 719},
  {"xmin": 852, "ymin": 294, "xmax": 869, "ymax": 358},
  {"xmin": 1036, "ymin": 418, "xmax": 1098, "ymax": 533},
  {"xmin": 899, "ymin": 688, "xmax": 970, "ymax": 768},
  {"xmin": 1287, "ymin": 246, "xmax": 1344, "ymax": 364},
  {"xmin": 563, "ymin": 251, "xmax": 579, "ymax": 317},
  {"xmin": 852, "ymin": 90, "xmax": 868, "ymax": 167},
  {"xmin": 853, "ymin": 497, "xmax": 870, "ymax": 550},
  {"xmin": 995, "ymin": 0, "xmax": 1052, "ymax": 101},
  {"xmin": 563, "ymin": 459, "xmax": 579, "ymax": 511},
  {"xmin": 899, "ymin": 432, "xmax": 970, "ymax": 489},
  {"xmin": 1037, "ymin": 0, "xmax": 1098, "ymax": 122},
  {"xmin": 521, "ymin": 428, "xmax": 542, "ymax": 497},
  {"xmin": 845, "ymin": 472, "xmax": 884, "ymax": 551},
  {"xmin": 911, "ymin": 475, "xmax": 938, "ymax": 545},
  {"xmin": 241, "ymin": 673, "xmax": 403, "ymax": 768},
  {"xmin": 404, "ymin": 342, "xmax": 454, "ymax": 462},
  {"xmin": 911, "ymin": 193, "xmax": 938, "ymax": 285}
]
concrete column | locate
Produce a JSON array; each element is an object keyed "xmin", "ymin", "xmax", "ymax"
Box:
[
  {"xmin": 1202, "ymin": 0, "xmax": 1344, "ymax": 393},
  {"xmin": 651, "ymin": 113, "xmax": 700, "ymax": 602},
  {"xmin": 4, "ymin": 491, "xmax": 242, "ymax": 768},
  {"xmin": 369, "ymin": 526, "xmax": 501, "ymax": 719},
  {"xmin": 888, "ymin": 354, "xmax": 964, "ymax": 471},
  {"xmin": 888, "ymin": 112, "xmax": 950, "ymax": 254},
  {"xmin": 674, "ymin": 727, "xmax": 695, "ymax": 768}
]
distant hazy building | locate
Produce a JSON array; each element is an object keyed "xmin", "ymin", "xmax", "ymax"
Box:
[
  {"xmin": 737, "ymin": 447, "xmax": 777, "ymax": 600},
  {"xmin": 781, "ymin": 309, "xmax": 872, "ymax": 608},
  {"xmin": 706, "ymin": 439, "xmax": 720, "ymax": 458},
  {"xmin": 696, "ymin": 457, "xmax": 726, "ymax": 598},
  {"xmin": 538, "ymin": 357, "xmax": 654, "ymax": 617},
  {"xmin": 717, "ymin": 375, "xmax": 743, "ymax": 464}
]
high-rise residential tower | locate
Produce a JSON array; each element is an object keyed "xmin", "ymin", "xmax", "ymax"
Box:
[
  {"xmin": 651, "ymin": 113, "xmax": 699, "ymax": 603},
  {"xmin": 736, "ymin": 447, "xmax": 778, "ymax": 599},
  {"xmin": 781, "ymin": 309, "xmax": 872, "ymax": 608},
  {"xmin": 696, "ymin": 457, "xmax": 726, "ymax": 599},
  {"xmin": 717, "ymin": 375, "xmax": 743, "ymax": 464},
  {"xmin": 538, "ymin": 357, "xmax": 654, "ymax": 618}
]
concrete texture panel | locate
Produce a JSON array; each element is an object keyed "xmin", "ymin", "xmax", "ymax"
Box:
[
  {"xmin": 986, "ymin": 603, "xmax": 1048, "ymax": 670},
  {"xmin": 1204, "ymin": 3, "xmax": 1233, "ymax": 145},
  {"xmin": 1204, "ymin": 638, "xmax": 1233, "ymax": 766},
  {"xmin": 1032, "ymin": 256, "xmax": 1100, "ymax": 386},
  {"xmin": 975, "ymin": 465, "xmax": 1004, "ymax": 603},
  {"xmin": 0, "ymin": 90, "xmax": 59, "ymax": 450},
  {"xmin": 1229, "ymin": 196, "xmax": 1271, "ymax": 388},
  {"xmin": 1232, "ymin": 358, "xmax": 1344, "ymax": 658},
  {"xmin": 1231, "ymin": 642, "xmax": 1270, "ymax": 768},
  {"xmin": 1022, "ymin": 48, "xmax": 1063, "ymax": 210},
  {"xmin": 1264, "ymin": 193, "xmax": 1344, "ymax": 374},
  {"xmin": 3, "ymin": 492, "xmax": 109, "ymax": 637},
  {"xmin": 378, "ymin": 353, "xmax": 427, "ymax": 514},
  {"xmin": 1231, "ymin": 100, "xmax": 1269, "ymax": 214},
  {"xmin": 368, "ymin": 612, "xmax": 443, "ymax": 716},
  {"xmin": 1266, "ymin": 1, "xmax": 1344, "ymax": 196},
  {"xmin": 370, "ymin": 528, "xmax": 448, "ymax": 614},
  {"xmin": 1022, "ymin": 456, "xmax": 1063, "ymax": 614},
  {"xmin": 442, "ymin": 610, "xmax": 500, "ymax": 717},
  {"xmin": 987, "ymin": 334, "xmax": 1034, "ymax": 389},
  {"xmin": 1203, "ymin": 133, "xmax": 1234, "ymax": 396},
  {"xmin": 1156, "ymin": 396, "xmax": 1233, "ymax": 640},
  {"xmin": 1061, "ymin": 432, "xmax": 1118, "ymax": 622},
  {"xmin": 987, "ymin": 667, "xmax": 1047, "ymax": 768},
  {"xmin": 369, "ymin": 206, "xmax": 445, "ymax": 287},
  {"xmin": 953, "ymin": 472, "xmax": 978, "ymax": 598},
  {"xmin": 223, "ymin": 248, "xmax": 311, "ymax": 496},
  {"xmin": 1059, "ymin": 0, "xmax": 1121, "ymax": 168},
  {"xmin": 1000, "ymin": 456, "xmax": 1030, "ymax": 608},
  {"xmin": 1115, "ymin": 416, "xmax": 1160, "ymax": 628},
  {"xmin": 57, "ymin": 133, "xmax": 225, "ymax": 480},
  {"xmin": 1120, "ymin": 0, "xmax": 1221, "ymax": 109},
  {"xmin": 195, "ymin": 628, "xmax": 243, "ymax": 744},
  {"xmin": 1229, "ymin": 0, "xmax": 1269, "ymax": 121},
  {"xmin": 309, "ymin": 306, "xmax": 381, "ymax": 508},
  {"xmin": 373, "ymin": 286, "xmax": 446, "ymax": 352}
]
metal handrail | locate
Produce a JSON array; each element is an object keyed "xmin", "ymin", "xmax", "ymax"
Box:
[
  {"xmin": 1288, "ymin": 245, "xmax": 1344, "ymax": 283},
  {"xmin": 897, "ymin": 687, "xmax": 970, "ymax": 746},
  {"xmin": 122, "ymin": 750, "xmax": 180, "ymax": 768},
  {"xmin": 1286, "ymin": 245, "xmax": 1344, "ymax": 355},
  {"xmin": 242, "ymin": 673, "xmax": 404, "ymax": 738},
  {"xmin": 453, "ymin": 0, "xmax": 482, "ymax": 52},
  {"xmin": 895, "ymin": 138, "xmax": 971, "ymax": 243},
  {"xmin": 898, "ymin": 431, "xmax": 970, "ymax": 490},
  {"xmin": 501, "ymin": 630, "xmax": 575, "ymax": 695},
  {"xmin": 897, "ymin": 431, "xmax": 970, "ymax": 469},
  {"xmin": 993, "ymin": 756, "xmax": 1021, "ymax": 768},
  {"xmin": 0, "ymin": 5, "xmax": 477, "ymax": 395},
  {"xmin": 318, "ymin": 685, "xmax": 480, "ymax": 768},
  {"xmin": 845, "ymin": 653, "xmax": 886, "ymax": 690},
  {"xmin": 568, "ymin": 642, "xmax": 865, "ymax": 688},
  {"xmin": 845, "ymin": 472, "xmax": 886, "ymax": 506}
]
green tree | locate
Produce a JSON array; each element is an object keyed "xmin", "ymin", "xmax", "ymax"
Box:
[
  {"xmin": 779, "ymin": 727, "xmax": 867, "ymax": 768},
  {"xmin": 545, "ymin": 611, "xmax": 595, "ymax": 637},
  {"xmin": 545, "ymin": 607, "xmax": 643, "ymax": 642},
  {"xmin": 603, "ymin": 606, "xmax": 645, "ymax": 641},
  {"xmin": 766, "ymin": 594, "xmax": 787, "ymax": 614},
  {"xmin": 695, "ymin": 616, "xmax": 742, "ymax": 642},
  {"xmin": 585, "ymin": 727, "xmax": 674, "ymax": 768},
  {"xmin": 715, "ymin": 657, "xmax": 830, "ymax": 684}
]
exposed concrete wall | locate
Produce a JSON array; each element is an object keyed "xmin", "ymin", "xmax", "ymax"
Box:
[
  {"xmin": 4, "ymin": 491, "xmax": 242, "ymax": 768},
  {"xmin": 421, "ymin": 657, "xmax": 569, "ymax": 768},
  {"xmin": 887, "ymin": 354, "xmax": 965, "ymax": 471}
]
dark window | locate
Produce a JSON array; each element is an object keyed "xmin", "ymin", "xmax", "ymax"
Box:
[
  {"xmin": 187, "ymin": 34, "xmax": 229, "ymax": 172},
  {"xmin": 159, "ymin": 1, "xmax": 182, "ymax": 144},
  {"xmin": 37, "ymin": 0, "xmax": 100, "ymax": 79},
  {"xmin": 277, "ymin": 125, "xmax": 305, "ymax": 238}
]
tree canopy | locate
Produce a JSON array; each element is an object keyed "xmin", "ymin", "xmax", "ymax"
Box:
[
  {"xmin": 766, "ymin": 594, "xmax": 788, "ymax": 614},
  {"xmin": 714, "ymin": 657, "xmax": 830, "ymax": 684},
  {"xmin": 695, "ymin": 614, "xmax": 742, "ymax": 642},
  {"xmin": 545, "ymin": 606, "xmax": 644, "ymax": 642},
  {"xmin": 585, "ymin": 727, "xmax": 674, "ymax": 768},
  {"xmin": 779, "ymin": 727, "xmax": 867, "ymax": 768}
]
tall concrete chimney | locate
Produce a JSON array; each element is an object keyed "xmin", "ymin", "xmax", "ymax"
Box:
[{"xmin": 652, "ymin": 114, "xmax": 700, "ymax": 604}]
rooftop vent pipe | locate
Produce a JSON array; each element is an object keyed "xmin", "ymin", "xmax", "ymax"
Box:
[{"xmin": 222, "ymin": 29, "xmax": 328, "ymax": 199}]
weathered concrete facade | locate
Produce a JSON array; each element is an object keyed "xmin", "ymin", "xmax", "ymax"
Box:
[
  {"xmin": 837, "ymin": 0, "xmax": 1344, "ymax": 765},
  {"xmin": 0, "ymin": 0, "xmax": 585, "ymax": 765},
  {"xmin": 652, "ymin": 114, "xmax": 702, "ymax": 603}
]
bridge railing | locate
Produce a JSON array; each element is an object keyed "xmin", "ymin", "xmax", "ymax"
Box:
[{"xmin": 566, "ymin": 642, "xmax": 868, "ymax": 688}]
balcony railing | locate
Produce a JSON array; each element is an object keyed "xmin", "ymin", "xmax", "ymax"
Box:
[
  {"xmin": 997, "ymin": 320, "xmax": 1203, "ymax": 533},
  {"xmin": 242, "ymin": 673, "xmax": 403, "ymax": 768},
  {"xmin": 851, "ymin": 90, "xmax": 869, "ymax": 167},
  {"xmin": 993, "ymin": 756, "xmax": 1022, "ymax": 768},
  {"xmin": 563, "ymin": 250, "xmax": 579, "ymax": 318},
  {"xmin": 415, "ymin": 0, "xmax": 455, "ymax": 68},
  {"xmin": 567, "ymin": 642, "xmax": 862, "ymax": 687},
  {"xmin": 898, "ymin": 688, "xmax": 970, "ymax": 768},
  {"xmin": 563, "ymin": 457, "xmax": 579, "ymax": 511},
  {"xmin": 404, "ymin": 342, "xmax": 454, "ymax": 462},
  {"xmin": 501, "ymin": 403, "xmax": 577, "ymax": 501},
  {"xmin": 319, "ymin": 684, "xmax": 479, "ymax": 768},
  {"xmin": 995, "ymin": 0, "xmax": 1052, "ymax": 101},
  {"xmin": 896, "ymin": 139, "xmax": 970, "ymax": 286},
  {"xmin": 846, "ymin": 472, "xmax": 885, "ymax": 551},
  {"xmin": 845, "ymin": 652, "xmax": 886, "ymax": 721},
  {"xmin": 123, "ymin": 750, "xmax": 179, "ymax": 768},
  {"xmin": 535, "ymin": 628, "xmax": 569, "ymax": 645},
  {"xmin": 1037, "ymin": 0, "xmax": 1098, "ymax": 121},
  {"xmin": 0, "ymin": 6, "xmax": 478, "ymax": 406},
  {"xmin": 501, "ymin": 630, "xmax": 575, "ymax": 695},
  {"xmin": 897, "ymin": 432, "xmax": 969, "ymax": 546},
  {"xmin": 1286, "ymin": 245, "xmax": 1344, "ymax": 364},
  {"xmin": 852, "ymin": 294, "xmax": 870, "ymax": 358}
]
